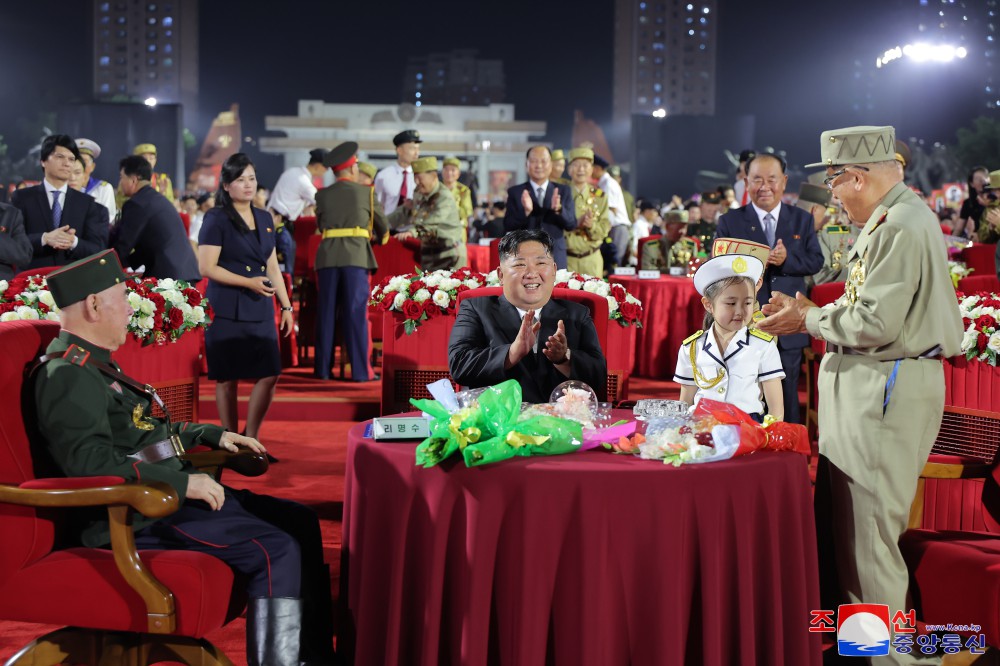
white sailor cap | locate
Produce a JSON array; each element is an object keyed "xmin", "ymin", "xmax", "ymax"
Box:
[
  {"xmin": 693, "ymin": 254, "xmax": 764, "ymax": 296},
  {"xmin": 76, "ymin": 138, "xmax": 101, "ymax": 160}
]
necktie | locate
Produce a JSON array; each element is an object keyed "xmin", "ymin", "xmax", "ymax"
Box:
[
  {"xmin": 51, "ymin": 191, "xmax": 62, "ymax": 228},
  {"xmin": 764, "ymin": 212, "xmax": 776, "ymax": 248},
  {"xmin": 536, "ymin": 185, "xmax": 545, "ymax": 206},
  {"xmin": 398, "ymin": 170, "xmax": 408, "ymax": 205}
]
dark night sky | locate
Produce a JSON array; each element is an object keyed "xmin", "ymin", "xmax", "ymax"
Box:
[{"xmin": 0, "ymin": 0, "xmax": 988, "ymax": 187}]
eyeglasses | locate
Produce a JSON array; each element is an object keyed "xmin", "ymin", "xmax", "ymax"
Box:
[{"xmin": 824, "ymin": 165, "xmax": 870, "ymax": 189}]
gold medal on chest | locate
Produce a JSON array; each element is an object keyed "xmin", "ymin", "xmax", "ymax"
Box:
[
  {"xmin": 845, "ymin": 254, "xmax": 867, "ymax": 305},
  {"xmin": 132, "ymin": 404, "xmax": 155, "ymax": 431}
]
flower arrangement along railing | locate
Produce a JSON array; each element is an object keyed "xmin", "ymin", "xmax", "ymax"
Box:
[
  {"xmin": 0, "ymin": 275, "xmax": 212, "ymax": 346},
  {"xmin": 957, "ymin": 291, "xmax": 1000, "ymax": 366},
  {"xmin": 948, "ymin": 260, "xmax": 972, "ymax": 289},
  {"xmin": 369, "ymin": 267, "xmax": 644, "ymax": 334}
]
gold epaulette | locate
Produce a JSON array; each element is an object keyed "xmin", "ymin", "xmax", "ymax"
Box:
[
  {"xmin": 749, "ymin": 328, "xmax": 775, "ymax": 342},
  {"xmin": 683, "ymin": 329, "xmax": 705, "ymax": 346}
]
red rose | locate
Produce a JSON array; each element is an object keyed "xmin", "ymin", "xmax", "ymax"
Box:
[
  {"xmin": 422, "ymin": 299, "xmax": 439, "ymax": 318},
  {"xmin": 455, "ymin": 284, "xmax": 470, "ymax": 294},
  {"xmin": 978, "ymin": 333, "xmax": 989, "ymax": 353},
  {"xmin": 975, "ymin": 315, "xmax": 995, "ymax": 331},
  {"xmin": 184, "ymin": 288, "xmax": 202, "ymax": 306},
  {"xmin": 554, "ymin": 282, "xmax": 569, "ymax": 289},
  {"xmin": 619, "ymin": 301, "xmax": 640, "ymax": 322},
  {"xmin": 169, "ymin": 308, "xmax": 185, "ymax": 329},
  {"xmin": 153, "ymin": 312, "xmax": 164, "ymax": 330},
  {"xmin": 37, "ymin": 302, "xmax": 49, "ymax": 314},
  {"xmin": 611, "ymin": 284, "xmax": 627, "ymax": 303},
  {"xmin": 149, "ymin": 293, "xmax": 165, "ymax": 309},
  {"xmin": 380, "ymin": 292, "xmax": 395, "ymax": 311},
  {"xmin": 410, "ymin": 280, "xmax": 426, "ymax": 293},
  {"xmin": 0, "ymin": 303, "xmax": 14, "ymax": 314},
  {"xmin": 402, "ymin": 299, "xmax": 423, "ymax": 320}
]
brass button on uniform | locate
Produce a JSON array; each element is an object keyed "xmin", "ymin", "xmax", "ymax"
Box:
[{"xmin": 245, "ymin": 266, "xmax": 251, "ymax": 272}]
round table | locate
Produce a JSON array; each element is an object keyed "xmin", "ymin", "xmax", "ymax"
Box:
[
  {"xmin": 341, "ymin": 418, "xmax": 821, "ymax": 665},
  {"xmin": 608, "ymin": 275, "xmax": 704, "ymax": 379}
]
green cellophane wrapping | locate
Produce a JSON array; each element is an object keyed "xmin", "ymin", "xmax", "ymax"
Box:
[{"xmin": 410, "ymin": 379, "xmax": 583, "ymax": 468}]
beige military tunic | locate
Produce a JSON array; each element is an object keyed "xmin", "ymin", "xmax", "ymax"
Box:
[
  {"xmin": 445, "ymin": 181, "xmax": 474, "ymax": 230},
  {"xmin": 389, "ymin": 181, "xmax": 467, "ymax": 271},
  {"xmin": 566, "ymin": 185, "xmax": 610, "ymax": 277},
  {"xmin": 808, "ymin": 223, "xmax": 860, "ymax": 288},
  {"xmin": 805, "ymin": 182, "xmax": 962, "ymax": 666}
]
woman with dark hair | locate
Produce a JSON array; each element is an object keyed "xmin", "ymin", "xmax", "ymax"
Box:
[{"xmin": 197, "ymin": 153, "xmax": 293, "ymax": 454}]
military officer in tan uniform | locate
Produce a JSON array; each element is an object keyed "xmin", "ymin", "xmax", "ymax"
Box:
[
  {"xmin": 760, "ymin": 125, "xmax": 963, "ymax": 666},
  {"xmin": 357, "ymin": 161, "xmax": 378, "ymax": 187},
  {"xmin": 564, "ymin": 147, "xmax": 610, "ymax": 276},
  {"xmin": 441, "ymin": 156, "xmax": 474, "ymax": 234},
  {"xmin": 133, "ymin": 143, "xmax": 175, "ymax": 203},
  {"xmin": 314, "ymin": 142, "xmax": 389, "ymax": 381},
  {"xmin": 549, "ymin": 149, "xmax": 570, "ymax": 185},
  {"xmin": 390, "ymin": 156, "xmax": 466, "ymax": 271}
]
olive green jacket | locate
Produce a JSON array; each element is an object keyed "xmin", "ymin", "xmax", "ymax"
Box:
[{"xmin": 315, "ymin": 180, "xmax": 389, "ymax": 271}]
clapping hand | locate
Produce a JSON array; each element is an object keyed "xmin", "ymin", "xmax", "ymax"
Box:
[
  {"xmin": 579, "ymin": 210, "xmax": 594, "ymax": 229},
  {"xmin": 543, "ymin": 319, "xmax": 569, "ymax": 365},
  {"xmin": 505, "ymin": 309, "xmax": 540, "ymax": 369},
  {"xmin": 42, "ymin": 225, "xmax": 76, "ymax": 250},
  {"xmin": 551, "ymin": 187, "xmax": 561, "ymax": 212},
  {"xmin": 521, "ymin": 189, "xmax": 534, "ymax": 216},
  {"xmin": 768, "ymin": 238, "xmax": 787, "ymax": 266},
  {"xmin": 758, "ymin": 291, "xmax": 815, "ymax": 336}
]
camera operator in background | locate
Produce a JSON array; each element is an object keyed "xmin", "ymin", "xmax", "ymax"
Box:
[{"xmin": 975, "ymin": 170, "xmax": 1000, "ymax": 244}]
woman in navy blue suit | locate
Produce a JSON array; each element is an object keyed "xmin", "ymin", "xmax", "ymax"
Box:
[{"xmin": 197, "ymin": 153, "xmax": 293, "ymax": 450}]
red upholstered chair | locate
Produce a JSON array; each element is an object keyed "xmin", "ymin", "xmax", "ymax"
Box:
[
  {"xmin": 179, "ymin": 211, "xmax": 190, "ymax": 235},
  {"xmin": 637, "ymin": 234, "xmax": 662, "ymax": 263},
  {"xmin": 13, "ymin": 266, "xmax": 61, "ymax": 281},
  {"xmin": 0, "ymin": 320, "xmax": 260, "ymax": 665},
  {"xmin": 292, "ymin": 215, "xmax": 318, "ymax": 278},
  {"xmin": 960, "ymin": 243, "xmax": 997, "ymax": 279},
  {"xmin": 488, "ymin": 238, "xmax": 500, "ymax": 273}
]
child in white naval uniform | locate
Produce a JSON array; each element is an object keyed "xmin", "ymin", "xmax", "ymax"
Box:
[{"xmin": 673, "ymin": 254, "xmax": 785, "ymax": 422}]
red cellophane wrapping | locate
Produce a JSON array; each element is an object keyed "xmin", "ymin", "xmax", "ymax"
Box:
[{"xmin": 692, "ymin": 399, "xmax": 811, "ymax": 458}]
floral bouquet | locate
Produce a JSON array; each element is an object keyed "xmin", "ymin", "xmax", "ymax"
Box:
[
  {"xmin": 635, "ymin": 399, "xmax": 810, "ymax": 467},
  {"xmin": 948, "ymin": 260, "xmax": 972, "ymax": 289},
  {"xmin": 126, "ymin": 277, "xmax": 213, "ymax": 346},
  {"xmin": 410, "ymin": 379, "xmax": 584, "ymax": 468},
  {"xmin": 370, "ymin": 267, "xmax": 644, "ymax": 334},
  {"xmin": 0, "ymin": 275, "xmax": 60, "ymax": 321},
  {"xmin": 957, "ymin": 291, "xmax": 1000, "ymax": 365}
]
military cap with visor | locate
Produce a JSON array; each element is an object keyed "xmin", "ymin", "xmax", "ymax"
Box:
[
  {"xmin": 47, "ymin": 249, "xmax": 129, "ymax": 309},
  {"xmin": 323, "ymin": 142, "xmax": 358, "ymax": 172},
  {"xmin": 411, "ymin": 156, "xmax": 439, "ymax": 174},
  {"xmin": 805, "ymin": 125, "xmax": 896, "ymax": 168},
  {"xmin": 393, "ymin": 129, "xmax": 423, "ymax": 146}
]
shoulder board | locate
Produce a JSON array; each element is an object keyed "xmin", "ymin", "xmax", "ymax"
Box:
[
  {"xmin": 871, "ymin": 211, "xmax": 888, "ymax": 232},
  {"xmin": 825, "ymin": 225, "xmax": 850, "ymax": 234},
  {"xmin": 683, "ymin": 329, "xmax": 705, "ymax": 345},
  {"xmin": 749, "ymin": 328, "xmax": 775, "ymax": 342},
  {"xmin": 62, "ymin": 344, "xmax": 91, "ymax": 367}
]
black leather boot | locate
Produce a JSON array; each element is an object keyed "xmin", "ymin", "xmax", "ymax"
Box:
[{"xmin": 247, "ymin": 596, "xmax": 302, "ymax": 666}]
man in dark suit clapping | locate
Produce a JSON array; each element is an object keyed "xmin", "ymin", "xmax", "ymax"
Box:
[
  {"xmin": 503, "ymin": 146, "xmax": 577, "ymax": 269},
  {"xmin": 449, "ymin": 229, "xmax": 607, "ymax": 403},
  {"xmin": 12, "ymin": 134, "xmax": 109, "ymax": 270},
  {"xmin": 715, "ymin": 153, "xmax": 823, "ymax": 424},
  {"xmin": 112, "ymin": 155, "xmax": 200, "ymax": 282}
]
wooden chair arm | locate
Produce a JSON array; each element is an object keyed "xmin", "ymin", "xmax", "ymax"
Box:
[
  {"xmin": 0, "ymin": 480, "xmax": 178, "ymax": 517},
  {"xmin": 181, "ymin": 446, "xmax": 269, "ymax": 481}
]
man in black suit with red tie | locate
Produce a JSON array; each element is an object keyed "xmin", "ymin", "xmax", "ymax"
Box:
[
  {"xmin": 503, "ymin": 146, "xmax": 577, "ymax": 269},
  {"xmin": 12, "ymin": 134, "xmax": 109, "ymax": 270},
  {"xmin": 715, "ymin": 153, "xmax": 823, "ymax": 424}
]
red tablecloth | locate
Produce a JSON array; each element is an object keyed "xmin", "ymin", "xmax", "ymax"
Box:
[
  {"xmin": 341, "ymin": 418, "xmax": 821, "ymax": 665},
  {"xmin": 466, "ymin": 243, "xmax": 492, "ymax": 273},
  {"xmin": 943, "ymin": 356, "xmax": 1000, "ymax": 411},
  {"xmin": 957, "ymin": 274, "xmax": 1000, "ymax": 293},
  {"xmin": 608, "ymin": 275, "xmax": 703, "ymax": 378}
]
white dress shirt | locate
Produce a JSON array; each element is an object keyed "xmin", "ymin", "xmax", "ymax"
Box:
[
  {"xmin": 267, "ymin": 166, "xmax": 317, "ymax": 220},
  {"xmin": 673, "ymin": 326, "xmax": 785, "ymax": 416},
  {"xmin": 529, "ymin": 180, "xmax": 550, "ymax": 205},
  {"xmin": 42, "ymin": 179, "xmax": 78, "ymax": 250},
  {"xmin": 374, "ymin": 163, "xmax": 415, "ymax": 216},
  {"xmin": 597, "ymin": 173, "xmax": 630, "ymax": 228},
  {"xmin": 750, "ymin": 201, "xmax": 782, "ymax": 246},
  {"xmin": 84, "ymin": 177, "xmax": 117, "ymax": 223},
  {"xmin": 514, "ymin": 305, "xmax": 543, "ymax": 352}
]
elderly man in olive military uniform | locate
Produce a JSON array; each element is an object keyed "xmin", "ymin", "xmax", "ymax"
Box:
[
  {"xmin": 390, "ymin": 156, "xmax": 466, "ymax": 271},
  {"xmin": 760, "ymin": 126, "xmax": 963, "ymax": 666},
  {"xmin": 640, "ymin": 210, "xmax": 688, "ymax": 271},
  {"xmin": 33, "ymin": 249, "xmax": 336, "ymax": 666},
  {"xmin": 357, "ymin": 161, "xmax": 378, "ymax": 187},
  {"xmin": 564, "ymin": 147, "xmax": 610, "ymax": 276},
  {"xmin": 133, "ymin": 143, "xmax": 174, "ymax": 203},
  {"xmin": 441, "ymin": 156, "xmax": 474, "ymax": 234},
  {"xmin": 798, "ymin": 181, "xmax": 860, "ymax": 288},
  {"xmin": 686, "ymin": 191, "xmax": 720, "ymax": 252},
  {"xmin": 314, "ymin": 142, "xmax": 389, "ymax": 382}
]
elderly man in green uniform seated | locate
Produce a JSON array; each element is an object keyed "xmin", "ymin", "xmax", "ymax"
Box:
[
  {"xmin": 798, "ymin": 181, "xmax": 860, "ymax": 289},
  {"xmin": 759, "ymin": 125, "xmax": 962, "ymax": 666},
  {"xmin": 390, "ymin": 156, "xmax": 467, "ymax": 271},
  {"xmin": 441, "ymin": 156, "xmax": 474, "ymax": 236},
  {"xmin": 564, "ymin": 147, "xmax": 610, "ymax": 277},
  {"xmin": 549, "ymin": 149, "xmax": 570, "ymax": 185},
  {"xmin": 32, "ymin": 249, "xmax": 337, "ymax": 666},
  {"xmin": 639, "ymin": 209, "xmax": 689, "ymax": 271}
]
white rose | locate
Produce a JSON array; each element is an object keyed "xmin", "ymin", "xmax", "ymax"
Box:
[
  {"xmin": 15, "ymin": 306, "xmax": 39, "ymax": 320},
  {"xmin": 157, "ymin": 278, "xmax": 177, "ymax": 290},
  {"xmin": 625, "ymin": 294, "xmax": 641, "ymax": 305},
  {"xmin": 190, "ymin": 306, "xmax": 206, "ymax": 324},
  {"xmin": 370, "ymin": 285, "xmax": 382, "ymax": 298},
  {"xmin": 19, "ymin": 291, "xmax": 36, "ymax": 302},
  {"xmin": 393, "ymin": 292, "xmax": 407, "ymax": 309},
  {"xmin": 139, "ymin": 299, "xmax": 156, "ymax": 316},
  {"xmin": 160, "ymin": 289, "xmax": 184, "ymax": 306},
  {"xmin": 606, "ymin": 296, "xmax": 619, "ymax": 312},
  {"xmin": 962, "ymin": 326, "xmax": 978, "ymax": 351},
  {"xmin": 0, "ymin": 280, "xmax": 7, "ymax": 294},
  {"xmin": 439, "ymin": 278, "xmax": 461, "ymax": 292},
  {"xmin": 127, "ymin": 292, "xmax": 143, "ymax": 309},
  {"xmin": 464, "ymin": 279, "xmax": 481, "ymax": 289},
  {"xmin": 583, "ymin": 280, "xmax": 601, "ymax": 293},
  {"xmin": 961, "ymin": 295, "xmax": 979, "ymax": 310},
  {"xmin": 138, "ymin": 315, "xmax": 155, "ymax": 331},
  {"xmin": 968, "ymin": 306, "xmax": 982, "ymax": 319},
  {"xmin": 989, "ymin": 332, "xmax": 1000, "ymax": 353},
  {"xmin": 412, "ymin": 288, "xmax": 431, "ymax": 303},
  {"xmin": 0, "ymin": 311, "xmax": 19, "ymax": 322},
  {"xmin": 46, "ymin": 312, "xmax": 60, "ymax": 321},
  {"xmin": 485, "ymin": 270, "xmax": 501, "ymax": 286},
  {"xmin": 555, "ymin": 269, "xmax": 573, "ymax": 283},
  {"xmin": 979, "ymin": 306, "xmax": 999, "ymax": 321},
  {"xmin": 432, "ymin": 290, "xmax": 451, "ymax": 308},
  {"xmin": 37, "ymin": 290, "xmax": 55, "ymax": 308},
  {"xmin": 387, "ymin": 276, "xmax": 409, "ymax": 292},
  {"xmin": 567, "ymin": 279, "xmax": 583, "ymax": 290},
  {"xmin": 179, "ymin": 302, "xmax": 193, "ymax": 318},
  {"xmin": 423, "ymin": 274, "xmax": 442, "ymax": 288}
]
